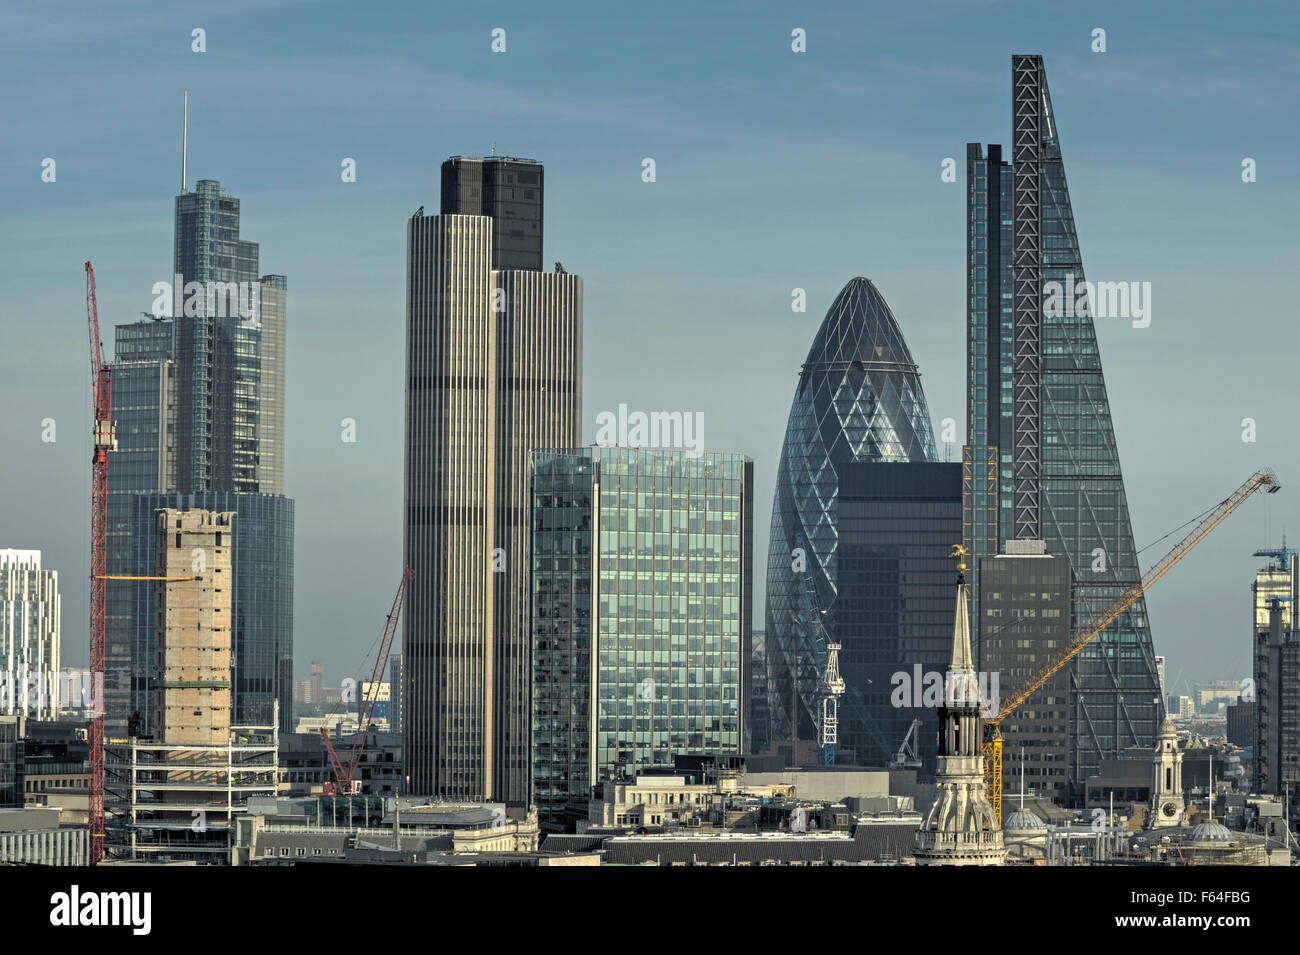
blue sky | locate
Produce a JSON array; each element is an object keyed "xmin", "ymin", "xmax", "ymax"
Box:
[{"xmin": 2, "ymin": 0, "xmax": 1298, "ymax": 694}]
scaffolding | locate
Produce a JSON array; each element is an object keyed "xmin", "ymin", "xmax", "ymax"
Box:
[{"xmin": 107, "ymin": 703, "xmax": 281, "ymax": 863}]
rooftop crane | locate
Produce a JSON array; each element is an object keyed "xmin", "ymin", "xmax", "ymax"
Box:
[
  {"xmin": 321, "ymin": 568, "xmax": 414, "ymax": 795},
  {"xmin": 981, "ymin": 469, "xmax": 1280, "ymax": 824},
  {"xmin": 789, "ymin": 572, "xmax": 846, "ymax": 765},
  {"xmin": 84, "ymin": 262, "xmax": 115, "ymax": 865}
]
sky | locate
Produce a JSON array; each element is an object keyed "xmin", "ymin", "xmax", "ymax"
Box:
[{"xmin": 1, "ymin": 0, "xmax": 1297, "ymax": 696}]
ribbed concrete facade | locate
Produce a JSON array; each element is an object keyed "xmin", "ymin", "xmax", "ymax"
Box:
[
  {"xmin": 404, "ymin": 214, "xmax": 498, "ymax": 798},
  {"xmin": 492, "ymin": 269, "xmax": 583, "ymax": 804},
  {"xmin": 403, "ymin": 212, "xmax": 582, "ymax": 801}
]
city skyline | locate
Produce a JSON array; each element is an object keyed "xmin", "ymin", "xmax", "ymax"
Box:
[{"xmin": 2, "ymin": 1, "xmax": 1297, "ymax": 698}]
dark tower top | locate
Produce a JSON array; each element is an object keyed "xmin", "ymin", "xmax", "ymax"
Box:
[{"xmin": 440, "ymin": 156, "xmax": 544, "ymax": 271}]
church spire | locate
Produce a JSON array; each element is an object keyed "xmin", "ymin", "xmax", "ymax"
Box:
[{"xmin": 949, "ymin": 545, "xmax": 975, "ymax": 674}]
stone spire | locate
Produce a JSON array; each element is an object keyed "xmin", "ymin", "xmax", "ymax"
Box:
[{"xmin": 913, "ymin": 546, "xmax": 1006, "ymax": 866}]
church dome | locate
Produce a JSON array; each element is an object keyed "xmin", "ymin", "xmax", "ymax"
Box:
[
  {"xmin": 1004, "ymin": 809, "xmax": 1046, "ymax": 831},
  {"xmin": 1188, "ymin": 821, "xmax": 1233, "ymax": 843}
]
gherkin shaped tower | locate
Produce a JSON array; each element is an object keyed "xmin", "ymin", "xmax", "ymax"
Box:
[{"xmin": 764, "ymin": 278, "xmax": 937, "ymax": 755}]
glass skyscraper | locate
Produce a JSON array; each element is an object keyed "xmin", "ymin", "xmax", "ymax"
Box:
[
  {"xmin": 106, "ymin": 177, "xmax": 295, "ymax": 736},
  {"xmin": 764, "ymin": 277, "xmax": 937, "ymax": 758},
  {"xmin": 530, "ymin": 448, "xmax": 753, "ymax": 830},
  {"xmin": 835, "ymin": 463, "xmax": 962, "ymax": 773},
  {"xmin": 965, "ymin": 55, "xmax": 1161, "ymax": 798}
]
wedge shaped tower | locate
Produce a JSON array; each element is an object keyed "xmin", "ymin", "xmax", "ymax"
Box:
[{"xmin": 964, "ymin": 55, "xmax": 1162, "ymax": 798}]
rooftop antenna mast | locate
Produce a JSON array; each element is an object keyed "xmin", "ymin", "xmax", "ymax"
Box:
[{"xmin": 181, "ymin": 90, "xmax": 188, "ymax": 194}]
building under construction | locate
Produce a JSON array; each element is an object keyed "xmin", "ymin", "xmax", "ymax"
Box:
[{"xmin": 107, "ymin": 509, "xmax": 280, "ymax": 862}]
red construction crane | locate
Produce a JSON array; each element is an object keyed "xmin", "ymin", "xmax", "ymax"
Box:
[
  {"xmin": 85, "ymin": 261, "xmax": 116, "ymax": 864},
  {"xmin": 321, "ymin": 568, "xmax": 414, "ymax": 795}
]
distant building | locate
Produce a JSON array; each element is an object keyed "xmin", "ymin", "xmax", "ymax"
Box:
[
  {"xmin": 1169, "ymin": 695, "xmax": 1194, "ymax": 719},
  {"xmin": 0, "ymin": 549, "xmax": 61, "ymax": 720},
  {"xmin": 1226, "ymin": 698, "xmax": 1255, "ymax": 748},
  {"xmin": 1194, "ymin": 681, "xmax": 1242, "ymax": 715},
  {"xmin": 530, "ymin": 448, "xmax": 753, "ymax": 831},
  {"xmin": 1252, "ymin": 550, "xmax": 1299, "ymax": 805},
  {"xmin": 977, "ymin": 541, "xmax": 1071, "ymax": 804}
]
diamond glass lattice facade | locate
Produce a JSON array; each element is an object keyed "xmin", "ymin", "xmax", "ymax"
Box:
[{"xmin": 763, "ymin": 277, "xmax": 937, "ymax": 754}]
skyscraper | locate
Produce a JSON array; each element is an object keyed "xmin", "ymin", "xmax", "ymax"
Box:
[
  {"xmin": 0, "ymin": 550, "xmax": 61, "ymax": 720},
  {"xmin": 977, "ymin": 541, "xmax": 1071, "ymax": 804},
  {"xmin": 403, "ymin": 161, "xmax": 581, "ymax": 802},
  {"xmin": 106, "ymin": 165, "xmax": 295, "ymax": 737},
  {"xmin": 835, "ymin": 461, "xmax": 961, "ymax": 773},
  {"xmin": 764, "ymin": 277, "xmax": 938, "ymax": 759},
  {"xmin": 1252, "ymin": 549, "xmax": 1298, "ymax": 804},
  {"xmin": 530, "ymin": 448, "xmax": 753, "ymax": 830},
  {"xmin": 965, "ymin": 55, "xmax": 1161, "ymax": 798}
]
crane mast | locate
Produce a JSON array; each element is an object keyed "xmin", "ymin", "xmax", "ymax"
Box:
[
  {"xmin": 321, "ymin": 568, "xmax": 414, "ymax": 795},
  {"xmin": 981, "ymin": 469, "xmax": 1279, "ymax": 824},
  {"xmin": 85, "ymin": 262, "xmax": 116, "ymax": 865}
]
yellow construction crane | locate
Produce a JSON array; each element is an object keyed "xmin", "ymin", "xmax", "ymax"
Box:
[{"xmin": 982, "ymin": 469, "xmax": 1280, "ymax": 823}]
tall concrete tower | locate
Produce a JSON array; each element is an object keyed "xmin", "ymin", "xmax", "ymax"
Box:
[
  {"xmin": 914, "ymin": 550, "xmax": 1005, "ymax": 865},
  {"xmin": 402, "ymin": 183, "xmax": 581, "ymax": 802}
]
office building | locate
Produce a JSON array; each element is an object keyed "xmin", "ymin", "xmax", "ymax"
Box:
[
  {"xmin": 530, "ymin": 448, "xmax": 753, "ymax": 830},
  {"xmin": 440, "ymin": 155, "xmax": 544, "ymax": 271},
  {"xmin": 964, "ymin": 56, "xmax": 1161, "ymax": 798},
  {"xmin": 403, "ymin": 165, "xmax": 581, "ymax": 803},
  {"xmin": 764, "ymin": 277, "xmax": 938, "ymax": 758},
  {"xmin": 1252, "ymin": 549, "xmax": 1298, "ymax": 805},
  {"xmin": 0, "ymin": 550, "xmax": 60, "ymax": 720},
  {"xmin": 977, "ymin": 540, "xmax": 1071, "ymax": 804},
  {"xmin": 834, "ymin": 462, "xmax": 961, "ymax": 772},
  {"xmin": 106, "ymin": 172, "xmax": 295, "ymax": 739}
]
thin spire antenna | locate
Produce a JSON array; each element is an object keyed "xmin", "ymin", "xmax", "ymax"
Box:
[{"xmin": 181, "ymin": 90, "xmax": 189, "ymax": 194}]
